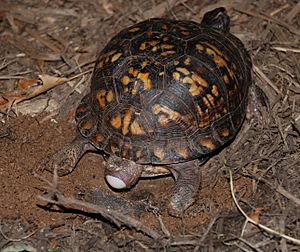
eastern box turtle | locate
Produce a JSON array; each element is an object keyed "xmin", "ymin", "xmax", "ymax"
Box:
[{"xmin": 45, "ymin": 7, "xmax": 252, "ymax": 214}]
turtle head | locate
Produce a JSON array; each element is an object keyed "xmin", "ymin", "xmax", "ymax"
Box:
[
  {"xmin": 104, "ymin": 155, "xmax": 143, "ymax": 190},
  {"xmin": 200, "ymin": 7, "xmax": 230, "ymax": 33}
]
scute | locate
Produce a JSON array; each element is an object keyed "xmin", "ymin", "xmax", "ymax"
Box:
[{"xmin": 76, "ymin": 8, "xmax": 252, "ymax": 164}]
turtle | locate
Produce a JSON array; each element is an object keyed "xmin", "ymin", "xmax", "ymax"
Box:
[{"xmin": 43, "ymin": 7, "xmax": 253, "ymax": 214}]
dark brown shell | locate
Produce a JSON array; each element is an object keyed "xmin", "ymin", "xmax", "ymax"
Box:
[{"xmin": 75, "ymin": 8, "xmax": 252, "ymax": 164}]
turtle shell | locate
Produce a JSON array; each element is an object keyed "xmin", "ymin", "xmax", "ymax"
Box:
[{"xmin": 75, "ymin": 7, "xmax": 252, "ymax": 164}]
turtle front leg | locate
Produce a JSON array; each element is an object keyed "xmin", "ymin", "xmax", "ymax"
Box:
[
  {"xmin": 42, "ymin": 135, "xmax": 96, "ymax": 176},
  {"xmin": 168, "ymin": 159, "xmax": 202, "ymax": 215}
]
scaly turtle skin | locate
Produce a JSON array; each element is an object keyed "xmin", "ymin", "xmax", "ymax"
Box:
[{"xmin": 44, "ymin": 8, "xmax": 252, "ymax": 214}]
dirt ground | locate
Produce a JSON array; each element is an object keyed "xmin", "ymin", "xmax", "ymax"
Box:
[{"xmin": 0, "ymin": 0, "xmax": 300, "ymax": 251}]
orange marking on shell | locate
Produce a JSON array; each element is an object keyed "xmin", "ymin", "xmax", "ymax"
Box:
[
  {"xmin": 122, "ymin": 109, "xmax": 132, "ymax": 135},
  {"xmin": 100, "ymin": 49, "xmax": 117, "ymax": 58},
  {"xmin": 133, "ymin": 69, "xmax": 139, "ymax": 77},
  {"xmin": 130, "ymin": 120, "xmax": 145, "ymax": 135},
  {"xmin": 161, "ymin": 44, "xmax": 175, "ymax": 49},
  {"xmin": 198, "ymin": 120, "xmax": 209, "ymax": 128},
  {"xmin": 200, "ymin": 137, "xmax": 216, "ymax": 150},
  {"xmin": 196, "ymin": 44, "xmax": 204, "ymax": 51},
  {"xmin": 95, "ymin": 133, "xmax": 104, "ymax": 142},
  {"xmin": 97, "ymin": 50, "xmax": 117, "ymax": 67},
  {"xmin": 196, "ymin": 105, "xmax": 203, "ymax": 116},
  {"xmin": 184, "ymin": 57, "xmax": 191, "ymax": 65},
  {"xmin": 138, "ymin": 72, "xmax": 149, "ymax": 81},
  {"xmin": 121, "ymin": 75, "xmax": 130, "ymax": 85},
  {"xmin": 154, "ymin": 104, "xmax": 187, "ymax": 124},
  {"xmin": 197, "ymin": 106, "xmax": 210, "ymax": 128},
  {"xmin": 192, "ymin": 73, "xmax": 208, "ymax": 88},
  {"xmin": 202, "ymin": 42, "xmax": 223, "ymax": 56},
  {"xmin": 151, "ymin": 46, "xmax": 158, "ymax": 52},
  {"xmin": 139, "ymin": 42, "xmax": 147, "ymax": 51},
  {"xmin": 176, "ymin": 147, "xmax": 189, "ymax": 159},
  {"xmin": 160, "ymin": 50, "xmax": 176, "ymax": 56},
  {"xmin": 189, "ymin": 83, "xmax": 202, "ymax": 96},
  {"xmin": 106, "ymin": 90, "xmax": 113, "ymax": 102},
  {"xmin": 159, "ymin": 72, "xmax": 164, "ymax": 76},
  {"xmin": 128, "ymin": 67, "xmax": 139, "ymax": 77},
  {"xmin": 172, "ymin": 71, "xmax": 180, "ymax": 81},
  {"xmin": 141, "ymin": 61, "xmax": 148, "ymax": 69},
  {"xmin": 173, "ymin": 60, "xmax": 179, "ymax": 65},
  {"xmin": 82, "ymin": 121, "xmax": 93, "ymax": 130},
  {"xmin": 202, "ymin": 96, "xmax": 211, "ymax": 108},
  {"xmin": 183, "ymin": 76, "xmax": 194, "ymax": 84},
  {"xmin": 111, "ymin": 53, "xmax": 122, "ymax": 62},
  {"xmin": 158, "ymin": 115, "xmax": 169, "ymax": 126},
  {"xmin": 213, "ymin": 56, "xmax": 235, "ymax": 80},
  {"xmin": 152, "ymin": 104, "xmax": 162, "ymax": 114},
  {"xmin": 223, "ymin": 74, "xmax": 229, "ymax": 84},
  {"xmin": 181, "ymin": 31, "xmax": 190, "ymax": 36},
  {"xmin": 215, "ymin": 113, "xmax": 221, "ymax": 119},
  {"xmin": 137, "ymin": 72, "xmax": 152, "ymax": 90},
  {"xmin": 206, "ymin": 47, "xmax": 217, "ymax": 56},
  {"xmin": 76, "ymin": 106, "xmax": 87, "ymax": 116},
  {"xmin": 96, "ymin": 89, "xmax": 107, "ymax": 108},
  {"xmin": 110, "ymin": 114, "xmax": 122, "ymax": 129},
  {"xmin": 129, "ymin": 67, "xmax": 134, "ymax": 75},
  {"xmin": 110, "ymin": 145, "xmax": 118, "ymax": 153},
  {"xmin": 131, "ymin": 81, "xmax": 139, "ymax": 95},
  {"xmin": 176, "ymin": 67, "xmax": 190, "ymax": 76},
  {"xmin": 207, "ymin": 94, "xmax": 215, "ymax": 106},
  {"xmin": 211, "ymin": 85, "xmax": 219, "ymax": 97},
  {"xmin": 161, "ymin": 106, "xmax": 179, "ymax": 119},
  {"xmin": 129, "ymin": 27, "xmax": 140, "ymax": 32},
  {"xmin": 233, "ymin": 63, "xmax": 237, "ymax": 70},
  {"xmin": 149, "ymin": 40, "xmax": 159, "ymax": 46},
  {"xmin": 153, "ymin": 147, "xmax": 165, "ymax": 160},
  {"xmin": 144, "ymin": 79, "xmax": 152, "ymax": 90},
  {"xmin": 162, "ymin": 24, "xmax": 168, "ymax": 30},
  {"xmin": 214, "ymin": 55, "xmax": 227, "ymax": 67}
]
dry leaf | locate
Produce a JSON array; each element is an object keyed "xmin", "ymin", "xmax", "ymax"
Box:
[{"xmin": 17, "ymin": 78, "xmax": 38, "ymax": 90}]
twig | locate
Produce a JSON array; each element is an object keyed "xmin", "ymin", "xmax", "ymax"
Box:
[
  {"xmin": 234, "ymin": 8, "xmax": 300, "ymax": 37},
  {"xmin": 272, "ymin": 46, "xmax": 300, "ymax": 53},
  {"xmin": 199, "ymin": 216, "xmax": 217, "ymax": 243},
  {"xmin": 238, "ymin": 237, "xmax": 264, "ymax": 252},
  {"xmin": 228, "ymin": 169, "xmax": 300, "ymax": 246},
  {"xmin": 0, "ymin": 70, "xmax": 33, "ymax": 79},
  {"xmin": 38, "ymin": 193, "xmax": 162, "ymax": 240},
  {"xmin": 253, "ymin": 65, "xmax": 281, "ymax": 95},
  {"xmin": 0, "ymin": 219, "xmax": 37, "ymax": 242},
  {"xmin": 284, "ymin": 114, "xmax": 300, "ymax": 132},
  {"xmin": 260, "ymin": 177, "xmax": 300, "ymax": 206},
  {"xmin": 158, "ymin": 215, "xmax": 170, "ymax": 237},
  {"xmin": 0, "ymin": 59, "xmax": 16, "ymax": 71}
]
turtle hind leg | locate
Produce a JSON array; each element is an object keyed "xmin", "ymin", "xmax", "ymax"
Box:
[
  {"xmin": 168, "ymin": 159, "xmax": 202, "ymax": 216},
  {"xmin": 41, "ymin": 135, "xmax": 96, "ymax": 176}
]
